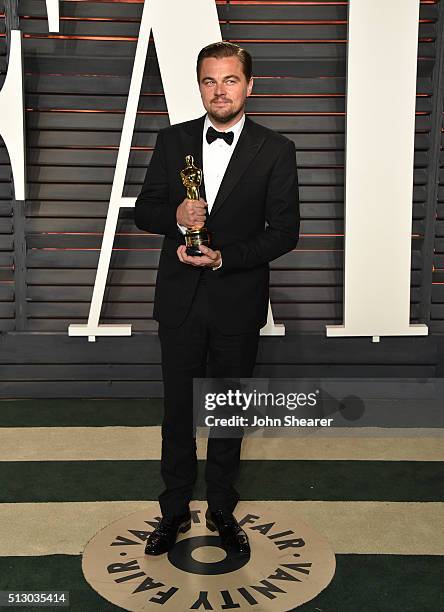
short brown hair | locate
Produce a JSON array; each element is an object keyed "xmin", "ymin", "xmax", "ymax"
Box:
[{"xmin": 197, "ymin": 41, "xmax": 253, "ymax": 82}]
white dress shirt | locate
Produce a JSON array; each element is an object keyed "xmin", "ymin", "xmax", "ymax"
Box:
[
  {"xmin": 178, "ymin": 113, "xmax": 246, "ymax": 269},
  {"xmin": 202, "ymin": 113, "xmax": 245, "ymax": 213}
]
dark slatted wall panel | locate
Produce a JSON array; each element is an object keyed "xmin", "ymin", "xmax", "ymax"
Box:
[
  {"xmin": 0, "ymin": 0, "xmax": 14, "ymax": 332},
  {"xmin": 0, "ymin": 0, "xmax": 443, "ymax": 395},
  {"xmin": 432, "ymin": 95, "xmax": 444, "ymax": 331},
  {"xmin": 0, "ymin": 0, "xmax": 442, "ymax": 347},
  {"xmin": 0, "ymin": 0, "xmax": 437, "ymax": 333}
]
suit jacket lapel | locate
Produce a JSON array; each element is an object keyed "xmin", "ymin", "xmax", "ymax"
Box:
[
  {"xmin": 209, "ymin": 116, "xmax": 265, "ymax": 220},
  {"xmin": 179, "ymin": 115, "xmax": 207, "ymax": 201}
]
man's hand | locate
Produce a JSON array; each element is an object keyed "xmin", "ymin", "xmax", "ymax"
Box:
[
  {"xmin": 177, "ymin": 244, "xmax": 222, "ymax": 269},
  {"xmin": 176, "ymin": 197, "xmax": 207, "ymax": 229}
]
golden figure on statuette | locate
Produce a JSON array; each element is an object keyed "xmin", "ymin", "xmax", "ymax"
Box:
[{"xmin": 180, "ymin": 155, "xmax": 211, "ymax": 256}]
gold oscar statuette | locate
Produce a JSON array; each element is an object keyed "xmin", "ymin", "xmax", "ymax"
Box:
[{"xmin": 180, "ymin": 155, "xmax": 211, "ymax": 256}]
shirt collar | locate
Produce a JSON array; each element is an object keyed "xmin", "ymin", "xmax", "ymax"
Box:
[{"xmin": 204, "ymin": 113, "xmax": 245, "ymax": 140}]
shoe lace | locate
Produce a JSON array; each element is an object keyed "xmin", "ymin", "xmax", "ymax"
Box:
[
  {"xmin": 214, "ymin": 512, "xmax": 240, "ymax": 531},
  {"xmin": 150, "ymin": 518, "xmax": 174, "ymax": 539}
]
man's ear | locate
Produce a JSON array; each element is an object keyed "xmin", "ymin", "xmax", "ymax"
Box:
[{"xmin": 247, "ymin": 77, "xmax": 254, "ymax": 97}]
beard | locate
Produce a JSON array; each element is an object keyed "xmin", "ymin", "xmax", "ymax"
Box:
[{"xmin": 207, "ymin": 99, "xmax": 244, "ymax": 125}]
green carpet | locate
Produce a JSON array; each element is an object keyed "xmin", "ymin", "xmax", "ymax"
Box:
[
  {"xmin": 0, "ymin": 399, "xmax": 164, "ymax": 427},
  {"xmin": 0, "ymin": 459, "xmax": 442, "ymax": 503},
  {"xmin": 0, "ymin": 555, "xmax": 442, "ymax": 612}
]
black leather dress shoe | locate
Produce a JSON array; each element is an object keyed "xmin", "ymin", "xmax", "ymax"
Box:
[
  {"xmin": 206, "ymin": 509, "xmax": 251, "ymax": 555},
  {"xmin": 145, "ymin": 511, "xmax": 191, "ymax": 555}
]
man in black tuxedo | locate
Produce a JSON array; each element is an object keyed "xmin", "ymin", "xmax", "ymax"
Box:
[{"xmin": 134, "ymin": 41, "xmax": 299, "ymax": 556}]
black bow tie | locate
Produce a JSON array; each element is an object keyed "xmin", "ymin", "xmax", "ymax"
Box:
[{"xmin": 206, "ymin": 126, "xmax": 234, "ymax": 146}]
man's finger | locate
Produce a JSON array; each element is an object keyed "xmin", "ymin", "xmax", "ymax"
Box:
[
  {"xmin": 184, "ymin": 253, "xmax": 214, "ymax": 266},
  {"xmin": 177, "ymin": 245, "xmax": 187, "ymax": 263},
  {"xmin": 187, "ymin": 199, "xmax": 206, "ymax": 209},
  {"xmin": 191, "ymin": 212, "xmax": 206, "ymax": 221},
  {"xmin": 182, "ymin": 250, "xmax": 207, "ymax": 264},
  {"xmin": 199, "ymin": 245, "xmax": 217, "ymax": 259},
  {"xmin": 187, "ymin": 256, "xmax": 213, "ymax": 266},
  {"xmin": 177, "ymin": 244, "xmax": 218, "ymax": 267},
  {"xmin": 178, "ymin": 245, "xmax": 200, "ymax": 265}
]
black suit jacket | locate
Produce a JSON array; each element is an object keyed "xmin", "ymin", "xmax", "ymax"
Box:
[{"xmin": 134, "ymin": 114, "xmax": 300, "ymax": 333}]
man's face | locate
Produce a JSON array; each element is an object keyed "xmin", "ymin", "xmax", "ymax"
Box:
[{"xmin": 198, "ymin": 56, "xmax": 253, "ymax": 126}]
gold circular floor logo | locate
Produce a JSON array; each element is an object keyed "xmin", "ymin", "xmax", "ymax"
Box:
[{"xmin": 82, "ymin": 502, "xmax": 335, "ymax": 611}]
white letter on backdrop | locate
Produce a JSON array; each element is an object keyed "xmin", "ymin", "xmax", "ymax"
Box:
[
  {"xmin": 0, "ymin": 30, "xmax": 26, "ymax": 201},
  {"xmin": 326, "ymin": 0, "xmax": 427, "ymax": 341}
]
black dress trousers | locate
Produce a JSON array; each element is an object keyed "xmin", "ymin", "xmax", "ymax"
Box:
[{"xmin": 157, "ymin": 270, "xmax": 260, "ymax": 518}]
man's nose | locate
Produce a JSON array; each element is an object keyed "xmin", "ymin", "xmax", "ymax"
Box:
[{"xmin": 214, "ymin": 81, "xmax": 226, "ymax": 96}]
